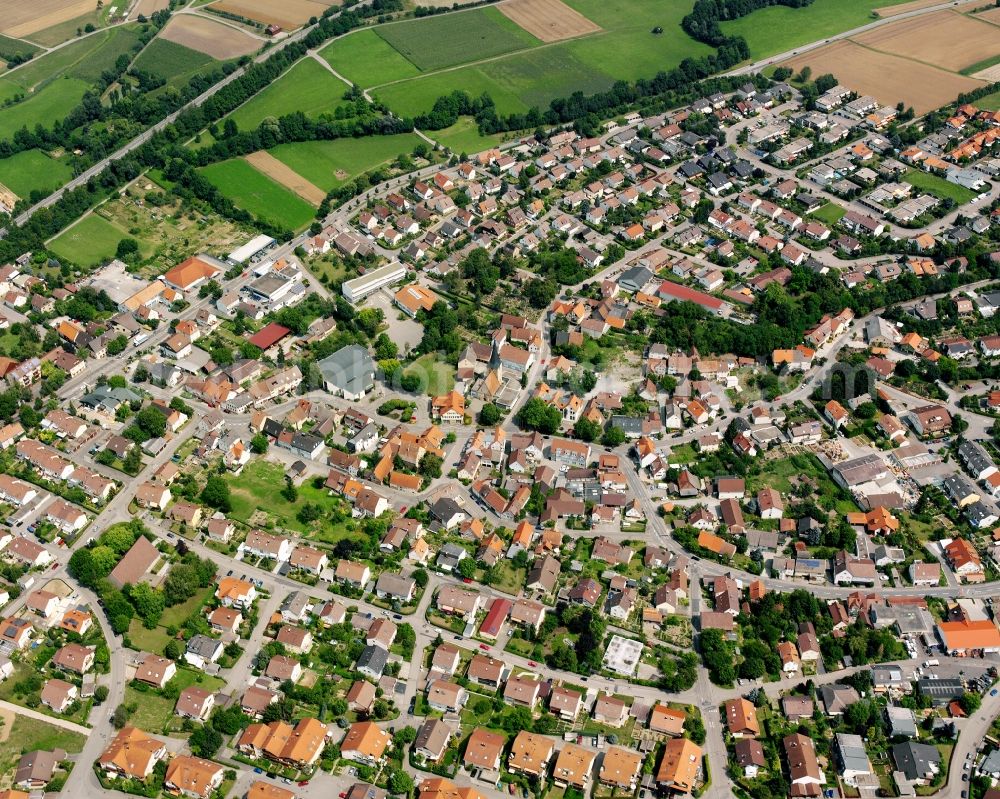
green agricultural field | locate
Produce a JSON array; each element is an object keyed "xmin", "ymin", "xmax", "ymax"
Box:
[
  {"xmin": 432, "ymin": 117, "xmax": 507, "ymax": 155},
  {"xmin": 0, "ymin": 77, "xmax": 89, "ymax": 140},
  {"xmin": 719, "ymin": 0, "xmax": 915, "ymax": 60},
  {"xmin": 320, "ymin": 29, "xmax": 420, "ymax": 88},
  {"xmin": 199, "ymin": 158, "xmax": 317, "ymax": 231},
  {"xmin": 132, "ymin": 38, "xmax": 215, "ymax": 85},
  {"xmin": 364, "ymin": 0, "xmax": 711, "ymax": 118},
  {"xmin": 979, "ymin": 91, "xmax": 1000, "ymax": 111},
  {"xmin": 0, "ymin": 34, "xmax": 40, "ymax": 62},
  {"xmin": 0, "ymin": 149, "xmax": 74, "ymax": 199},
  {"xmin": 376, "ymin": 8, "xmax": 540, "ymax": 71},
  {"xmin": 48, "ymin": 213, "xmax": 131, "ymax": 266},
  {"xmin": 5, "ymin": 25, "xmax": 143, "ymax": 90},
  {"xmin": 269, "ymin": 133, "xmax": 424, "ymax": 192},
  {"xmin": 229, "ymin": 58, "xmax": 349, "ymax": 130},
  {"xmin": 904, "ymin": 169, "xmax": 978, "ymax": 205}
]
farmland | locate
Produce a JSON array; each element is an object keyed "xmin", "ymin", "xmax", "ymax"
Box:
[
  {"xmin": 0, "ymin": 78, "xmax": 90, "ymax": 141},
  {"xmin": 199, "ymin": 158, "xmax": 318, "ymax": 231},
  {"xmin": 0, "ymin": 149, "xmax": 74, "ymax": 199},
  {"xmin": 228, "ymin": 57, "xmax": 348, "ymax": 130},
  {"xmin": 320, "ymin": 29, "xmax": 420, "ymax": 87},
  {"xmin": 209, "ymin": 0, "xmax": 335, "ymax": 30},
  {"xmin": 780, "ymin": 39, "xmax": 981, "ymax": 115},
  {"xmin": 1, "ymin": 0, "xmax": 95, "ymax": 41},
  {"xmin": 48, "ymin": 213, "xmax": 134, "ymax": 267},
  {"xmin": 245, "ymin": 150, "xmax": 327, "ymax": 204},
  {"xmin": 719, "ymin": 0, "xmax": 919, "ymax": 60},
  {"xmin": 267, "ymin": 133, "xmax": 425, "ymax": 192},
  {"xmin": 158, "ymin": 14, "xmax": 261, "ymax": 60},
  {"xmin": 132, "ymin": 38, "xmax": 216, "ymax": 86},
  {"xmin": 0, "ymin": 35, "xmax": 40, "ymax": 64},
  {"xmin": 498, "ymin": 0, "xmax": 602, "ymax": 43},
  {"xmin": 375, "ymin": 8, "xmax": 541, "ymax": 71},
  {"xmin": 343, "ymin": 0, "xmax": 711, "ymax": 117}
]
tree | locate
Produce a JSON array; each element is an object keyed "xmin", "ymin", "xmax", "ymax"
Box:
[
  {"xmin": 116, "ymin": 238, "xmax": 139, "ymax": 259},
  {"xmin": 517, "ymin": 397, "xmax": 562, "ymax": 434},
  {"xmin": 602, "ymin": 426, "xmax": 626, "ymax": 447},
  {"xmin": 479, "ymin": 403, "xmax": 501, "ymax": 426},
  {"xmin": 395, "ymin": 725, "xmax": 416, "ymax": 745},
  {"xmin": 250, "ymin": 433, "xmax": 269, "ymax": 454},
  {"xmin": 128, "ymin": 582, "xmax": 165, "ymax": 628},
  {"xmin": 412, "ymin": 568, "xmax": 428, "ymax": 588},
  {"xmin": 457, "ymin": 558, "xmax": 476, "ymax": 579},
  {"xmin": 573, "ymin": 417, "xmax": 601, "ymax": 442},
  {"xmin": 189, "ymin": 725, "xmax": 223, "ymax": 758},
  {"xmin": 94, "ymin": 685, "xmax": 109, "ymax": 704},
  {"xmin": 112, "ymin": 704, "xmax": 130, "ymax": 729},
  {"xmin": 419, "ymin": 453, "xmax": 443, "ymax": 479},
  {"xmin": 200, "ymin": 475, "xmax": 232, "ymax": 513},
  {"xmin": 374, "ymin": 333, "xmax": 398, "ymax": 361},
  {"xmin": 388, "ymin": 768, "xmax": 413, "ymax": 795}
]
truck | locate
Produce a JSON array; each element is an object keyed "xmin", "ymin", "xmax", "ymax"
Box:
[{"xmin": 925, "ymin": 659, "xmax": 940, "ymax": 667}]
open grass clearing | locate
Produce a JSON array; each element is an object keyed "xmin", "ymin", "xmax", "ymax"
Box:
[
  {"xmin": 268, "ymin": 133, "xmax": 425, "ymax": 192},
  {"xmin": 375, "ymin": 7, "xmax": 541, "ymax": 72},
  {"xmin": 904, "ymin": 168, "xmax": 978, "ymax": 205},
  {"xmin": 225, "ymin": 459, "xmax": 366, "ymax": 545},
  {"xmin": 320, "ymin": 29, "xmax": 420, "ymax": 88},
  {"xmin": 431, "ymin": 117, "xmax": 507, "ymax": 155},
  {"xmin": 0, "ymin": 149, "xmax": 74, "ymax": 200},
  {"xmin": 809, "ymin": 202, "xmax": 846, "ymax": 226},
  {"xmin": 199, "ymin": 157, "xmax": 317, "ymax": 231},
  {"xmin": 229, "ymin": 57, "xmax": 347, "ymax": 130},
  {"xmin": 160, "ymin": 585, "xmax": 216, "ymax": 629},
  {"xmin": 979, "ymin": 90, "xmax": 1000, "ymax": 111},
  {"xmin": 0, "ymin": 715, "xmax": 84, "ymax": 776},
  {"xmin": 47, "ymin": 212, "xmax": 132, "ymax": 267}
]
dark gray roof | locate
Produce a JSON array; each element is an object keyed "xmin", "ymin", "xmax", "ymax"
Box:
[{"xmin": 318, "ymin": 344, "xmax": 375, "ymax": 395}]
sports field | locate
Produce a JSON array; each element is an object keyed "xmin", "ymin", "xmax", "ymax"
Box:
[
  {"xmin": 199, "ymin": 158, "xmax": 317, "ymax": 231},
  {"xmin": 132, "ymin": 38, "xmax": 216, "ymax": 85},
  {"xmin": 48, "ymin": 213, "xmax": 133, "ymax": 267},
  {"xmin": 719, "ymin": 0, "xmax": 917, "ymax": 60},
  {"xmin": 320, "ymin": 29, "xmax": 420, "ymax": 87},
  {"xmin": 228, "ymin": 57, "xmax": 348, "ymax": 130},
  {"xmin": 268, "ymin": 133, "xmax": 425, "ymax": 192},
  {"xmin": 0, "ymin": 149, "xmax": 74, "ymax": 199},
  {"xmin": 375, "ymin": 8, "xmax": 541, "ymax": 71},
  {"xmin": 0, "ymin": 78, "xmax": 90, "ymax": 140}
]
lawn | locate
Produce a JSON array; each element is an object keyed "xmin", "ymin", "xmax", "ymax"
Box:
[
  {"xmin": 432, "ymin": 117, "xmax": 506, "ymax": 156},
  {"xmin": 226, "ymin": 459, "xmax": 366, "ymax": 544},
  {"xmin": 160, "ymin": 585, "xmax": 215, "ymax": 629},
  {"xmin": 269, "ymin": 133, "xmax": 425, "ymax": 192},
  {"xmin": 124, "ymin": 670, "xmax": 224, "ymax": 735},
  {"xmin": 320, "ymin": 28, "xmax": 420, "ymax": 88},
  {"xmin": 47, "ymin": 212, "xmax": 130, "ymax": 267},
  {"xmin": 719, "ymin": 0, "xmax": 916, "ymax": 60},
  {"xmin": 228, "ymin": 58, "xmax": 350, "ymax": 130},
  {"xmin": 904, "ymin": 169, "xmax": 978, "ymax": 205},
  {"xmin": 132, "ymin": 38, "xmax": 215, "ymax": 86},
  {"xmin": 0, "ymin": 149, "xmax": 74, "ymax": 199},
  {"xmin": 375, "ymin": 8, "xmax": 540, "ymax": 72},
  {"xmin": 809, "ymin": 202, "xmax": 846, "ymax": 225},
  {"xmin": 0, "ymin": 77, "xmax": 90, "ymax": 140},
  {"xmin": 0, "ymin": 715, "xmax": 85, "ymax": 776},
  {"xmin": 198, "ymin": 158, "xmax": 317, "ymax": 231},
  {"xmin": 127, "ymin": 618, "xmax": 172, "ymax": 654},
  {"xmin": 404, "ymin": 353, "xmax": 456, "ymax": 397}
]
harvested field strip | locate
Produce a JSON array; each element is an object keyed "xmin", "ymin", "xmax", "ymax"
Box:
[
  {"xmin": 245, "ymin": 151, "xmax": 327, "ymax": 204},
  {"xmin": 2, "ymin": 0, "xmax": 95, "ymax": 38},
  {"xmin": 972, "ymin": 64, "xmax": 1000, "ymax": 82},
  {"xmin": 853, "ymin": 10, "xmax": 1000, "ymax": 73},
  {"xmin": 130, "ymin": 0, "xmax": 171, "ymax": 18},
  {"xmin": 780, "ymin": 39, "xmax": 982, "ymax": 115},
  {"xmin": 975, "ymin": 6, "xmax": 1000, "ymax": 25},
  {"xmin": 160, "ymin": 14, "xmax": 260, "ymax": 59},
  {"xmin": 497, "ymin": 0, "xmax": 601, "ymax": 43}
]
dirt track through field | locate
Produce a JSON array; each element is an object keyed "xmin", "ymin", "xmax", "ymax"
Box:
[
  {"xmin": 130, "ymin": 0, "xmax": 171, "ymax": 19},
  {"xmin": 854, "ymin": 10, "xmax": 1000, "ymax": 73},
  {"xmin": 781, "ymin": 40, "xmax": 982, "ymax": 115},
  {"xmin": 498, "ymin": 0, "xmax": 601, "ymax": 42},
  {"xmin": 160, "ymin": 14, "xmax": 260, "ymax": 58},
  {"xmin": 245, "ymin": 151, "xmax": 326, "ymax": 205},
  {"xmin": 209, "ymin": 0, "xmax": 333, "ymax": 29},
  {"xmin": 3, "ymin": 0, "xmax": 95, "ymax": 38}
]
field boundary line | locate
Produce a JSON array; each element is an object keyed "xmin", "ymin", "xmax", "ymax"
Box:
[
  {"xmin": 847, "ymin": 36, "xmax": 990, "ymax": 81},
  {"xmin": 178, "ymin": 8, "xmax": 269, "ymax": 41}
]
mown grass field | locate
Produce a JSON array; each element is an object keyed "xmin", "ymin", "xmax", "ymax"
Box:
[
  {"xmin": 904, "ymin": 168, "xmax": 978, "ymax": 204},
  {"xmin": 718, "ymin": 0, "xmax": 915, "ymax": 59},
  {"xmin": 980, "ymin": 90, "xmax": 1000, "ymax": 111},
  {"xmin": 199, "ymin": 158, "xmax": 317, "ymax": 231},
  {"xmin": 0, "ymin": 77, "xmax": 89, "ymax": 140},
  {"xmin": 48, "ymin": 213, "xmax": 130, "ymax": 266},
  {"xmin": 0, "ymin": 148, "xmax": 73, "ymax": 198},
  {"xmin": 5, "ymin": 24, "xmax": 143, "ymax": 89},
  {"xmin": 228, "ymin": 57, "xmax": 348, "ymax": 130},
  {"xmin": 269, "ymin": 133, "xmax": 424, "ymax": 191},
  {"xmin": 320, "ymin": 29, "xmax": 420, "ymax": 88},
  {"xmin": 132, "ymin": 37, "xmax": 215, "ymax": 85},
  {"xmin": 432, "ymin": 117, "xmax": 507, "ymax": 154},
  {"xmin": 375, "ymin": 8, "xmax": 541, "ymax": 71}
]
